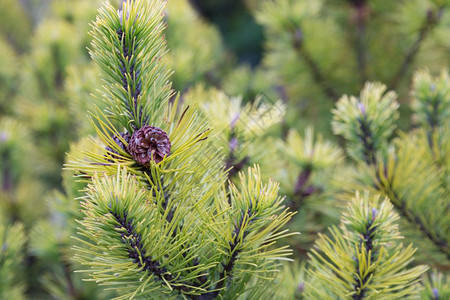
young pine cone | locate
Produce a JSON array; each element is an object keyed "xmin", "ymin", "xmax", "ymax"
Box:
[{"xmin": 127, "ymin": 125, "xmax": 171, "ymax": 166}]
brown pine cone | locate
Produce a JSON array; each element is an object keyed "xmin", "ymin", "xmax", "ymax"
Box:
[{"xmin": 127, "ymin": 125, "xmax": 171, "ymax": 166}]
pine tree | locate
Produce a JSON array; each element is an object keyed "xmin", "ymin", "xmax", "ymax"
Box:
[
  {"xmin": 68, "ymin": 1, "xmax": 295, "ymax": 298},
  {"xmin": 0, "ymin": 0, "xmax": 449, "ymax": 298}
]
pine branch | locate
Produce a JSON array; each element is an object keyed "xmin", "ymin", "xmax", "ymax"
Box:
[
  {"xmin": 306, "ymin": 191, "xmax": 428, "ymax": 299},
  {"xmin": 71, "ymin": 2, "xmax": 295, "ymax": 298},
  {"xmin": 195, "ymin": 167, "xmax": 295, "ymax": 299},
  {"xmin": 197, "ymin": 207, "xmax": 255, "ymax": 300},
  {"xmin": 223, "ymin": 207, "xmax": 255, "ymax": 276},
  {"xmin": 389, "ymin": 6, "xmax": 445, "ymax": 90},
  {"xmin": 74, "ymin": 170, "xmax": 211, "ymax": 298},
  {"xmin": 90, "ymin": 0, "xmax": 173, "ymax": 132},
  {"xmin": 352, "ymin": 207, "xmax": 377, "ymax": 299},
  {"xmin": 293, "ymin": 165, "xmax": 312, "ymax": 196},
  {"xmin": 291, "ymin": 165, "xmax": 322, "ymax": 211},
  {"xmin": 115, "ymin": 24, "xmax": 146, "ymax": 129},
  {"xmin": 332, "ymin": 82, "xmax": 398, "ymax": 164},
  {"xmin": 383, "ymin": 174, "xmax": 447, "ymax": 259},
  {"xmin": 291, "ymin": 27, "xmax": 339, "ymax": 101},
  {"xmin": 109, "ymin": 209, "xmax": 191, "ymax": 293},
  {"xmin": 411, "ymin": 69, "xmax": 450, "ymax": 153},
  {"xmin": 333, "ymin": 80, "xmax": 450, "ymax": 260},
  {"xmin": 355, "ymin": 114, "xmax": 376, "ymax": 166},
  {"xmin": 279, "ymin": 127, "xmax": 342, "ymax": 216},
  {"xmin": 378, "ymin": 146, "xmax": 450, "ymax": 258}
]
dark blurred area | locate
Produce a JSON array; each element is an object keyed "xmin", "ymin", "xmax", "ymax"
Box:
[{"xmin": 189, "ymin": 0, "xmax": 264, "ymax": 66}]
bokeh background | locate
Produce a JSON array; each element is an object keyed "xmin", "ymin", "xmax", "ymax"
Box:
[{"xmin": 0, "ymin": 0, "xmax": 449, "ymax": 298}]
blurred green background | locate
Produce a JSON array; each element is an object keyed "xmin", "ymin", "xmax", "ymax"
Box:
[{"xmin": 0, "ymin": 0, "xmax": 449, "ymax": 298}]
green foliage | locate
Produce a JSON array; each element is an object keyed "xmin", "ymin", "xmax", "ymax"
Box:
[
  {"xmin": 332, "ymin": 82, "xmax": 399, "ymax": 164},
  {"xmin": 29, "ymin": 138, "xmax": 112, "ymax": 299},
  {"xmin": 89, "ymin": 0, "xmax": 172, "ymax": 132},
  {"xmin": 185, "ymin": 84, "xmax": 285, "ymax": 180},
  {"xmin": 15, "ymin": 0, "xmax": 103, "ymax": 187},
  {"xmin": 0, "ymin": 38, "xmax": 19, "ymax": 116},
  {"xmin": 281, "ymin": 127, "xmax": 343, "ymax": 171},
  {"xmin": 0, "ymin": 0, "xmax": 448, "ymax": 298},
  {"xmin": 0, "ymin": 118, "xmax": 45, "ymax": 227},
  {"xmin": 412, "ymin": 69, "xmax": 450, "ymax": 129},
  {"xmin": 383, "ymin": 129, "xmax": 450, "ymax": 259},
  {"xmin": 421, "ymin": 270, "xmax": 450, "ymax": 299},
  {"xmin": 0, "ymin": 1, "xmax": 109, "ymax": 298},
  {"xmin": 332, "ymin": 70, "xmax": 450, "ymax": 266},
  {"xmin": 52, "ymin": 0, "xmax": 104, "ymax": 54},
  {"xmin": 253, "ymin": 0, "xmax": 450, "ymax": 131},
  {"xmin": 270, "ymin": 261, "xmax": 308, "ymax": 300},
  {"xmin": 275, "ymin": 127, "xmax": 345, "ymax": 251},
  {"xmin": 0, "ymin": 223, "xmax": 27, "ymax": 300},
  {"xmin": 256, "ymin": 0, "xmax": 351, "ymax": 98},
  {"xmin": 66, "ymin": 64, "xmax": 104, "ymax": 136},
  {"xmin": 69, "ymin": 1, "xmax": 295, "ymax": 298},
  {"xmin": 74, "ymin": 167, "xmax": 293, "ymax": 299},
  {"xmin": 165, "ymin": 0, "xmax": 225, "ymax": 91},
  {"xmin": 0, "ymin": 0, "xmax": 31, "ymax": 51},
  {"xmin": 221, "ymin": 64, "xmax": 277, "ymax": 103},
  {"xmin": 306, "ymin": 191, "xmax": 428, "ymax": 299}
]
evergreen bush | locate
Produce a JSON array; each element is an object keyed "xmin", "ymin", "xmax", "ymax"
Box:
[{"xmin": 0, "ymin": 0, "xmax": 448, "ymax": 298}]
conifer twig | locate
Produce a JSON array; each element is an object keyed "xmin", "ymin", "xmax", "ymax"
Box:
[
  {"xmin": 291, "ymin": 165, "xmax": 321, "ymax": 211},
  {"xmin": 379, "ymin": 180, "xmax": 450, "ymax": 258},
  {"xmin": 358, "ymin": 124, "xmax": 449, "ymax": 257},
  {"xmin": 62, "ymin": 260, "xmax": 78, "ymax": 298},
  {"xmin": 196, "ymin": 208, "xmax": 254, "ymax": 300},
  {"xmin": 71, "ymin": 1, "xmax": 295, "ymax": 298},
  {"xmin": 389, "ymin": 7, "xmax": 445, "ymax": 90},
  {"xmin": 356, "ymin": 115, "xmax": 376, "ymax": 165},
  {"xmin": 306, "ymin": 191, "xmax": 428, "ymax": 299},
  {"xmin": 351, "ymin": 209, "xmax": 377, "ymax": 299},
  {"xmin": 291, "ymin": 28, "xmax": 339, "ymax": 101},
  {"xmin": 333, "ymin": 82, "xmax": 449, "ymax": 260}
]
